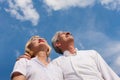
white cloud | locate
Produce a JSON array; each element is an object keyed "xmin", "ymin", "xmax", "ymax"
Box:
[
  {"xmin": 6, "ymin": 0, "xmax": 39, "ymax": 26},
  {"xmin": 112, "ymin": 56, "xmax": 120, "ymax": 75},
  {"xmin": 10, "ymin": 24, "xmax": 39, "ymax": 36},
  {"xmin": 75, "ymin": 27, "xmax": 120, "ymax": 57},
  {"xmin": 75, "ymin": 30, "xmax": 120, "ymax": 75},
  {"xmin": 72, "ymin": 12, "xmax": 120, "ymax": 75},
  {"xmin": 44, "ymin": 0, "xmax": 120, "ymax": 11},
  {"xmin": 115, "ymin": 56, "xmax": 120, "ymax": 66},
  {"xmin": 73, "ymin": 11, "xmax": 120, "ymax": 57},
  {"xmin": 0, "ymin": 0, "xmax": 5, "ymax": 3},
  {"xmin": 15, "ymin": 50, "xmax": 21, "ymax": 58},
  {"xmin": 100, "ymin": 0, "xmax": 120, "ymax": 11},
  {"xmin": 78, "ymin": 42, "xmax": 85, "ymax": 49},
  {"xmin": 105, "ymin": 42, "xmax": 120, "ymax": 55},
  {"xmin": 29, "ymin": 29, "xmax": 39, "ymax": 36},
  {"xmin": 44, "ymin": 0, "xmax": 95, "ymax": 10}
]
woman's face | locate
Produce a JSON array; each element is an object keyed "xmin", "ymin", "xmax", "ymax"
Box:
[
  {"xmin": 30, "ymin": 36, "xmax": 51, "ymax": 55},
  {"xmin": 31, "ymin": 36, "xmax": 47, "ymax": 47}
]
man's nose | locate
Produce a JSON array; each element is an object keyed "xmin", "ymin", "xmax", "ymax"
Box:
[
  {"xmin": 39, "ymin": 38, "xmax": 45, "ymax": 40},
  {"xmin": 66, "ymin": 32, "xmax": 71, "ymax": 35}
]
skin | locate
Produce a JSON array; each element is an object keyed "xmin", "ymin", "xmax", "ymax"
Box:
[
  {"xmin": 55, "ymin": 32, "xmax": 76, "ymax": 54},
  {"xmin": 12, "ymin": 36, "xmax": 50, "ymax": 80},
  {"xmin": 12, "ymin": 32, "xmax": 75, "ymax": 80},
  {"xmin": 11, "ymin": 72, "xmax": 26, "ymax": 80}
]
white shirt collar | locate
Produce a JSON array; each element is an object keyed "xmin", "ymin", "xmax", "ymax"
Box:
[
  {"xmin": 63, "ymin": 48, "xmax": 78, "ymax": 57},
  {"xmin": 32, "ymin": 56, "xmax": 50, "ymax": 67}
]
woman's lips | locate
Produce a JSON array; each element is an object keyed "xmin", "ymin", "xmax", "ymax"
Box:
[{"xmin": 39, "ymin": 39, "xmax": 45, "ymax": 43}]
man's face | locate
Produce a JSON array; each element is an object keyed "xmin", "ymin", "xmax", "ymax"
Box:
[{"xmin": 57, "ymin": 32, "xmax": 74, "ymax": 43}]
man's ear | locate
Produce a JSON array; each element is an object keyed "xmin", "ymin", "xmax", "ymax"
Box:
[{"xmin": 55, "ymin": 42, "xmax": 61, "ymax": 47}]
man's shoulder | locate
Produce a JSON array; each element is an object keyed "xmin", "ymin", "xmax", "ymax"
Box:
[
  {"xmin": 78, "ymin": 49, "xmax": 96, "ymax": 53},
  {"xmin": 77, "ymin": 49, "xmax": 98, "ymax": 56},
  {"xmin": 52, "ymin": 56, "xmax": 63, "ymax": 61}
]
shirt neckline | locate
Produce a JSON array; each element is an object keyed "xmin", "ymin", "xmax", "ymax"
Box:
[
  {"xmin": 32, "ymin": 57, "xmax": 50, "ymax": 67},
  {"xmin": 63, "ymin": 48, "xmax": 78, "ymax": 57}
]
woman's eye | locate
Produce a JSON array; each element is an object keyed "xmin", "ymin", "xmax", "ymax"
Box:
[{"xmin": 32, "ymin": 38, "xmax": 37, "ymax": 41}]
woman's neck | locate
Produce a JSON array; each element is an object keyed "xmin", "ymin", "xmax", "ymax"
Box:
[{"xmin": 36, "ymin": 51, "xmax": 49, "ymax": 66}]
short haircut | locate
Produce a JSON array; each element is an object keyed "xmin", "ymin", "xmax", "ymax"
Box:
[{"xmin": 51, "ymin": 31, "xmax": 63, "ymax": 54}]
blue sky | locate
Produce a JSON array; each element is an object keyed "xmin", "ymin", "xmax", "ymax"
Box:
[{"xmin": 0, "ymin": 0, "xmax": 120, "ymax": 79}]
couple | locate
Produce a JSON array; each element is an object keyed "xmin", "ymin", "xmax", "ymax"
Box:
[{"xmin": 11, "ymin": 31, "xmax": 120, "ymax": 80}]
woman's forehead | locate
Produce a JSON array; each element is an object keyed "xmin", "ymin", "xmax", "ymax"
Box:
[{"xmin": 30, "ymin": 36, "xmax": 41, "ymax": 40}]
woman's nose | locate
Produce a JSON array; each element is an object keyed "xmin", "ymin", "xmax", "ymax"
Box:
[{"xmin": 39, "ymin": 38, "xmax": 46, "ymax": 42}]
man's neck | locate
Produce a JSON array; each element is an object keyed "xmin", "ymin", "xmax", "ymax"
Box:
[
  {"xmin": 67, "ymin": 46, "xmax": 76, "ymax": 54},
  {"xmin": 62, "ymin": 43, "xmax": 76, "ymax": 54}
]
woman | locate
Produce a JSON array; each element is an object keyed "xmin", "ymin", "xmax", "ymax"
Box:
[{"xmin": 11, "ymin": 36, "xmax": 63, "ymax": 80}]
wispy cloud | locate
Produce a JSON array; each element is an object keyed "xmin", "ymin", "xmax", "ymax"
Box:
[
  {"xmin": 100, "ymin": 0, "xmax": 120, "ymax": 11},
  {"xmin": 5, "ymin": 0, "xmax": 39, "ymax": 26},
  {"xmin": 0, "ymin": 0, "xmax": 5, "ymax": 3},
  {"xmin": 104, "ymin": 42, "xmax": 120, "ymax": 56},
  {"xmin": 10, "ymin": 24, "xmax": 39, "ymax": 36},
  {"xmin": 29, "ymin": 29, "xmax": 39, "ymax": 36},
  {"xmin": 73, "ymin": 12, "xmax": 120, "ymax": 75},
  {"xmin": 44, "ymin": 0, "xmax": 120, "ymax": 11},
  {"xmin": 4, "ymin": 0, "xmax": 120, "ymax": 26},
  {"xmin": 75, "ymin": 29, "xmax": 120, "ymax": 75},
  {"xmin": 44, "ymin": 0, "xmax": 96, "ymax": 10},
  {"xmin": 115, "ymin": 56, "xmax": 120, "ymax": 66},
  {"xmin": 112, "ymin": 56, "xmax": 120, "ymax": 75},
  {"xmin": 15, "ymin": 50, "xmax": 21, "ymax": 58}
]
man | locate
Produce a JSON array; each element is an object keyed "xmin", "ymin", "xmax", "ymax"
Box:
[
  {"xmin": 11, "ymin": 36, "xmax": 63, "ymax": 80},
  {"xmin": 51, "ymin": 31, "xmax": 120, "ymax": 80}
]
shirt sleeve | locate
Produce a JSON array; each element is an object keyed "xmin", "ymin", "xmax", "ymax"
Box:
[
  {"xmin": 11, "ymin": 58, "xmax": 28, "ymax": 77},
  {"xmin": 94, "ymin": 50, "xmax": 120, "ymax": 80}
]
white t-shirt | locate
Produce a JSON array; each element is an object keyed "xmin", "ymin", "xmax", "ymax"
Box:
[
  {"xmin": 52, "ymin": 50, "xmax": 120, "ymax": 80},
  {"xmin": 11, "ymin": 57, "xmax": 63, "ymax": 80}
]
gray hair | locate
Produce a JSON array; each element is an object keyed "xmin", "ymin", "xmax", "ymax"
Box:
[{"xmin": 51, "ymin": 31, "xmax": 63, "ymax": 54}]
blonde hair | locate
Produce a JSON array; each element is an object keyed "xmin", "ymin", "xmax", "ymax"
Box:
[{"xmin": 25, "ymin": 35, "xmax": 51, "ymax": 58}]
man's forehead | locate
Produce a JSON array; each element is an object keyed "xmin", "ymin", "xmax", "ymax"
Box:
[
  {"xmin": 58, "ymin": 31, "xmax": 70, "ymax": 35},
  {"xmin": 31, "ymin": 36, "xmax": 40, "ymax": 40}
]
